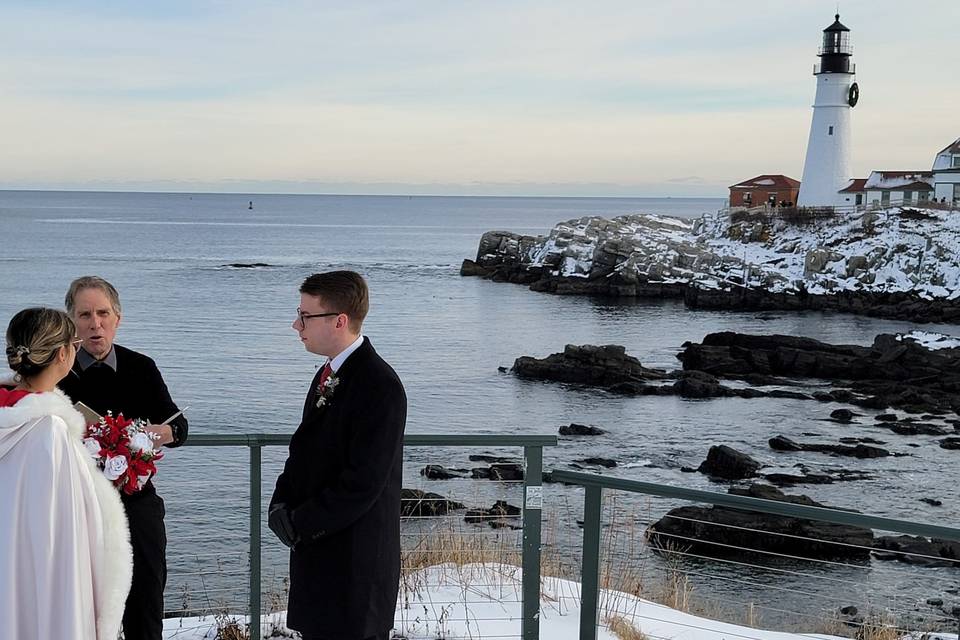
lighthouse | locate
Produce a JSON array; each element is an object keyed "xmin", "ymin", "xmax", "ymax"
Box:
[{"xmin": 797, "ymin": 14, "xmax": 859, "ymax": 207}]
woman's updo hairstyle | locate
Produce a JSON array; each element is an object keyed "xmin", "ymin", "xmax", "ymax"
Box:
[{"xmin": 5, "ymin": 308, "xmax": 76, "ymax": 380}]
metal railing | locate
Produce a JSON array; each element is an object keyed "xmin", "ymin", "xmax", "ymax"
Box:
[
  {"xmin": 182, "ymin": 433, "xmax": 557, "ymax": 640},
  {"xmin": 550, "ymin": 469, "xmax": 960, "ymax": 640}
]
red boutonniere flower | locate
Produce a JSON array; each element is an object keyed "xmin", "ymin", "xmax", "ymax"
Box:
[{"xmin": 316, "ymin": 372, "xmax": 340, "ymax": 408}]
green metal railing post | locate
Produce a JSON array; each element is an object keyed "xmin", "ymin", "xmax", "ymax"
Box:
[
  {"xmin": 184, "ymin": 433, "xmax": 557, "ymax": 638},
  {"xmin": 521, "ymin": 445, "xmax": 544, "ymax": 640},
  {"xmin": 249, "ymin": 441, "xmax": 262, "ymax": 640},
  {"xmin": 579, "ymin": 485, "xmax": 603, "ymax": 640}
]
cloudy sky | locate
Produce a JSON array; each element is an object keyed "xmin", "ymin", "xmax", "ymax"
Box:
[{"xmin": 1, "ymin": 1, "xmax": 956, "ymax": 197}]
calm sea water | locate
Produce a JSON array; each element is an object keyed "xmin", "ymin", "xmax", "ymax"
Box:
[{"xmin": 2, "ymin": 190, "xmax": 957, "ymax": 622}]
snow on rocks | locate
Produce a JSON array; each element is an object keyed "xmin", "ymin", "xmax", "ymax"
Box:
[{"xmin": 462, "ymin": 206, "xmax": 960, "ymax": 322}]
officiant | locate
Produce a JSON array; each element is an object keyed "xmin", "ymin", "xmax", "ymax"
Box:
[{"xmin": 59, "ymin": 275, "xmax": 188, "ymax": 640}]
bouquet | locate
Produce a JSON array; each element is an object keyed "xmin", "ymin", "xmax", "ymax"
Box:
[{"xmin": 83, "ymin": 412, "xmax": 164, "ymax": 495}]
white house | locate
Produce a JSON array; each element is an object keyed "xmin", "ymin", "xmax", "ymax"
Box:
[
  {"xmin": 836, "ymin": 136, "xmax": 958, "ymax": 207},
  {"xmin": 933, "ymin": 137, "xmax": 960, "ymax": 204}
]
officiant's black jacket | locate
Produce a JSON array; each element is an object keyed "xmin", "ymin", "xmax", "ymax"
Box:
[{"xmin": 271, "ymin": 337, "xmax": 407, "ymax": 638}]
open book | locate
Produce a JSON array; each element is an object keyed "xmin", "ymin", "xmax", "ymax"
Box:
[{"xmin": 73, "ymin": 401, "xmax": 102, "ymax": 425}]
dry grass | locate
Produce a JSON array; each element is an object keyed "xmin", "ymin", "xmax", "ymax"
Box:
[{"xmin": 605, "ymin": 615, "xmax": 650, "ymax": 640}]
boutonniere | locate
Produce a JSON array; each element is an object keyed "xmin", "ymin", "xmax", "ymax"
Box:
[{"xmin": 316, "ymin": 373, "xmax": 340, "ymax": 408}]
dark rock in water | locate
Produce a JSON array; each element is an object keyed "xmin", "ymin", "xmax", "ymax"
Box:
[
  {"xmin": 670, "ymin": 370, "xmax": 742, "ymax": 398},
  {"xmin": 559, "ymin": 423, "xmax": 606, "ymax": 436},
  {"xmin": 680, "ymin": 466, "xmax": 698, "ymax": 473},
  {"xmin": 888, "ymin": 422, "xmax": 948, "ymax": 436},
  {"xmin": 420, "ymin": 465, "xmax": 465, "ymax": 480},
  {"xmin": 875, "ymin": 413, "xmax": 898, "ymax": 422},
  {"xmin": 839, "ymin": 605, "xmax": 859, "ymax": 616},
  {"xmin": 765, "ymin": 473, "xmax": 834, "ymax": 486},
  {"xmin": 697, "ymin": 445, "xmax": 761, "ymax": 480},
  {"xmin": 940, "ymin": 437, "xmax": 960, "ymax": 450},
  {"xmin": 489, "ymin": 463, "xmax": 524, "ymax": 481},
  {"xmin": 647, "ymin": 483, "xmax": 873, "ymax": 560},
  {"xmin": 677, "ymin": 332, "xmax": 960, "ymax": 417},
  {"xmin": 606, "ymin": 381, "xmax": 648, "ymax": 395},
  {"xmin": 401, "ymin": 489, "xmax": 465, "ymax": 517},
  {"xmin": 830, "ymin": 408, "xmax": 857, "ymax": 422},
  {"xmin": 873, "ymin": 535, "xmax": 960, "ymax": 567},
  {"xmin": 769, "ymin": 435, "xmax": 891, "ymax": 458},
  {"xmin": 926, "ymin": 598, "xmax": 943, "ymax": 607},
  {"xmin": 469, "ymin": 454, "xmax": 518, "ymax": 464},
  {"xmin": 575, "ymin": 457, "xmax": 617, "ymax": 468},
  {"xmin": 768, "ymin": 390, "xmax": 812, "ymax": 400},
  {"xmin": 839, "ymin": 437, "xmax": 887, "ymax": 445},
  {"xmin": 513, "ymin": 344, "xmax": 667, "ymax": 387},
  {"xmin": 765, "ymin": 467, "xmax": 871, "ymax": 486},
  {"xmin": 465, "ymin": 500, "xmax": 522, "ymax": 527},
  {"xmin": 921, "ymin": 498, "xmax": 943, "ymax": 507},
  {"xmin": 497, "ymin": 366, "xmax": 508, "ymax": 373},
  {"xmin": 470, "ymin": 468, "xmax": 491, "ymax": 479},
  {"xmin": 225, "ymin": 262, "xmax": 271, "ymax": 268},
  {"xmin": 769, "ymin": 436, "xmax": 804, "ymax": 452}
]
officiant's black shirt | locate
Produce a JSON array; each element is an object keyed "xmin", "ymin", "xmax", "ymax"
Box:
[{"xmin": 60, "ymin": 344, "xmax": 189, "ymax": 454}]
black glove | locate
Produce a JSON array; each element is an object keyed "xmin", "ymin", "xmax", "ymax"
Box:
[{"xmin": 268, "ymin": 503, "xmax": 300, "ymax": 549}]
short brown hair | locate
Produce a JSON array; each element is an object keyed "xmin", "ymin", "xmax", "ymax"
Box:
[
  {"xmin": 65, "ymin": 276, "xmax": 122, "ymax": 316},
  {"xmin": 5, "ymin": 307, "xmax": 76, "ymax": 379},
  {"xmin": 300, "ymin": 271, "xmax": 369, "ymax": 332}
]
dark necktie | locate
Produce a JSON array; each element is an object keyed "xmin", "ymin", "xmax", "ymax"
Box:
[{"xmin": 319, "ymin": 362, "xmax": 333, "ymax": 388}]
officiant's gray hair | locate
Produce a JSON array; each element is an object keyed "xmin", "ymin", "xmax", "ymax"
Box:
[{"xmin": 65, "ymin": 276, "xmax": 122, "ymax": 316}]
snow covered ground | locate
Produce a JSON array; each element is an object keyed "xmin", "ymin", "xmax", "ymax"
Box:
[
  {"xmin": 158, "ymin": 563, "xmax": 940, "ymax": 640},
  {"xmin": 525, "ymin": 206, "xmax": 960, "ymax": 301}
]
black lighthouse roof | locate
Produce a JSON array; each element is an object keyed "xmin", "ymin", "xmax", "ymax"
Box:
[
  {"xmin": 824, "ymin": 14, "xmax": 850, "ymax": 33},
  {"xmin": 817, "ymin": 13, "xmax": 853, "ymax": 74}
]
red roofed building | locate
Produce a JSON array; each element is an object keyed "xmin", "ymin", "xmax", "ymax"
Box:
[{"xmin": 728, "ymin": 175, "xmax": 800, "ymax": 207}]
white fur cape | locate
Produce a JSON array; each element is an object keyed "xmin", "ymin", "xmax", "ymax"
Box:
[{"xmin": 0, "ymin": 383, "xmax": 132, "ymax": 640}]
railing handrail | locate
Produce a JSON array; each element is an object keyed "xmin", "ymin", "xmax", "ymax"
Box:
[
  {"xmin": 178, "ymin": 431, "xmax": 556, "ymax": 640},
  {"xmin": 550, "ymin": 469, "xmax": 960, "ymax": 542},
  {"xmin": 183, "ymin": 433, "xmax": 558, "ymax": 448}
]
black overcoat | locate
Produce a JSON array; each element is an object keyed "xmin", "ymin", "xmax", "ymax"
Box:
[{"xmin": 270, "ymin": 337, "xmax": 406, "ymax": 638}]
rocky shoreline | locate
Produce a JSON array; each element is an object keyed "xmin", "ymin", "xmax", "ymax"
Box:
[{"xmin": 461, "ymin": 208, "xmax": 960, "ymax": 323}]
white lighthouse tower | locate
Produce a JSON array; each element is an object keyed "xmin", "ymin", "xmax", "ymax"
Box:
[{"xmin": 797, "ymin": 14, "xmax": 859, "ymax": 207}]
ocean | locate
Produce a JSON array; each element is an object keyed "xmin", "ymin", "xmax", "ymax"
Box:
[{"xmin": 2, "ymin": 190, "xmax": 958, "ymax": 624}]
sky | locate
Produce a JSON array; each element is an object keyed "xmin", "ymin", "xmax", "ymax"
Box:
[{"xmin": 0, "ymin": 0, "xmax": 957, "ymax": 197}]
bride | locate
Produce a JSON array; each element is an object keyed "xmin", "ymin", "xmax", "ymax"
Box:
[{"xmin": 0, "ymin": 307, "xmax": 132, "ymax": 640}]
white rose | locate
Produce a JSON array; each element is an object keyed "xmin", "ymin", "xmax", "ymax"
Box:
[
  {"xmin": 82, "ymin": 437, "xmax": 102, "ymax": 459},
  {"xmin": 103, "ymin": 455, "xmax": 129, "ymax": 481},
  {"xmin": 129, "ymin": 431, "xmax": 155, "ymax": 453}
]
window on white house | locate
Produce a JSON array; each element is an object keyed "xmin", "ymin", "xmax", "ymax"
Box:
[
  {"xmin": 902, "ymin": 191, "xmax": 913, "ymax": 203},
  {"xmin": 919, "ymin": 191, "xmax": 930, "ymax": 202},
  {"xmin": 828, "ymin": 126, "xmax": 834, "ymax": 135},
  {"xmin": 953, "ymin": 155, "xmax": 960, "ymax": 168},
  {"xmin": 881, "ymin": 191, "xmax": 890, "ymax": 205}
]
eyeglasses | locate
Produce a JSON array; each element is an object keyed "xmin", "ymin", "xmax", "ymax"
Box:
[
  {"xmin": 69, "ymin": 338, "xmax": 84, "ymax": 350},
  {"xmin": 296, "ymin": 308, "xmax": 341, "ymax": 324}
]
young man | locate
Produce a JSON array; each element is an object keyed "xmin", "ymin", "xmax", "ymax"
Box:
[
  {"xmin": 270, "ymin": 271, "xmax": 407, "ymax": 640},
  {"xmin": 59, "ymin": 276, "xmax": 188, "ymax": 640}
]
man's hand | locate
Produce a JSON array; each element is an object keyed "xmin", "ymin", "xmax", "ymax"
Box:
[
  {"xmin": 268, "ymin": 503, "xmax": 300, "ymax": 549},
  {"xmin": 143, "ymin": 424, "xmax": 175, "ymax": 447}
]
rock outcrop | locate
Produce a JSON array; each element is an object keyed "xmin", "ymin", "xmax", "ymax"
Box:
[
  {"xmin": 462, "ymin": 208, "xmax": 960, "ymax": 323},
  {"xmin": 647, "ymin": 484, "xmax": 873, "ymax": 560}
]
